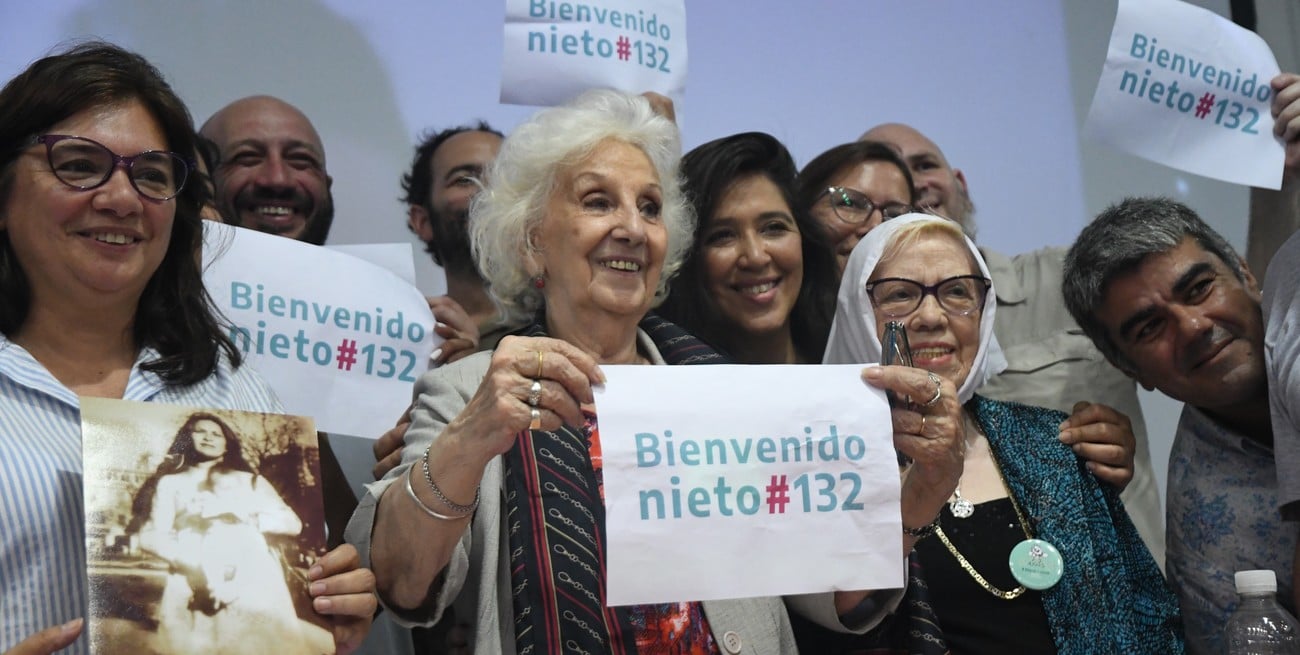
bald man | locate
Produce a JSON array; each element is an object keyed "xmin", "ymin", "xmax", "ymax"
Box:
[
  {"xmin": 202, "ymin": 95, "xmax": 335, "ymax": 245},
  {"xmin": 860, "ymin": 123, "xmax": 1166, "ymax": 569}
]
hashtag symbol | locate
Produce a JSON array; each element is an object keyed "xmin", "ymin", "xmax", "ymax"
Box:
[
  {"xmin": 1195, "ymin": 92, "xmax": 1215, "ymax": 119},
  {"xmin": 765, "ymin": 475, "xmax": 790, "ymax": 514},
  {"xmin": 335, "ymin": 339, "xmax": 358, "ymax": 370},
  {"xmin": 616, "ymin": 36, "xmax": 631, "ymax": 61}
]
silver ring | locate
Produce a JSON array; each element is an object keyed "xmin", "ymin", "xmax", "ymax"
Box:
[
  {"xmin": 527, "ymin": 379, "xmax": 542, "ymax": 407},
  {"xmin": 922, "ymin": 371, "xmax": 942, "ymax": 407},
  {"xmin": 529, "ymin": 408, "xmax": 542, "ymax": 430}
]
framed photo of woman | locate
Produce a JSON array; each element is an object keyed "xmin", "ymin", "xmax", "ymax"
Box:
[{"xmin": 80, "ymin": 399, "xmax": 334, "ymax": 655}]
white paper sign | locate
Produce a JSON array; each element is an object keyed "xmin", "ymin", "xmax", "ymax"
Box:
[
  {"xmin": 598, "ymin": 364, "xmax": 904, "ymax": 605},
  {"xmin": 501, "ymin": 0, "xmax": 687, "ymax": 106},
  {"xmin": 1084, "ymin": 0, "xmax": 1284, "ymax": 188},
  {"xmin": 202, "ymin": 222, "xmax": 437, "ymax": 437}
]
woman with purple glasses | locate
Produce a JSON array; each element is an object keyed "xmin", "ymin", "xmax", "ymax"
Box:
[{"xmin": 0, "ymin": 42, "xmax": 375, "ymax": 655}]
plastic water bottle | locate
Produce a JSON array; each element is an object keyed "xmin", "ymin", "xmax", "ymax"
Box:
[{"xmin": 1225, "ymin": 570, "xmax": 1300, "ymax": 654}]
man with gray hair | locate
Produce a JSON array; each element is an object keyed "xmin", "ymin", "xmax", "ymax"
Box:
[
  {"xmin": 1062, "ymin": 196, "xmax": 1295, "ymax": 655},
  {"xmin": 859, "ymin": 123, "xmax": 1166, "ymax": 566}
]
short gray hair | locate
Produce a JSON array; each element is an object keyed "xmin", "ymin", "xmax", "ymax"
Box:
[
  {"xmin": 469, "ymin": 89, "xmax": 693, "ymax": 325},
  {"xmin": 1062, "ymin": 196, "xmax": 1243, "ymax": 370}
]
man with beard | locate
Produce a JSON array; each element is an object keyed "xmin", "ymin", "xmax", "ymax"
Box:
[
  {"xmin": 201, "ymin": 96, "xmax": 426, "ymax": 655},
  {"xmin": 401, "ymin": 123, "xmax": 509, "ymax": 356},
  {"xmin": 201, "ymin": 96, "xmax": 335, "ymax": 245},
  {"xmin": 858, "ymin": 123, "xmax": 1167, "ymax": 569}
]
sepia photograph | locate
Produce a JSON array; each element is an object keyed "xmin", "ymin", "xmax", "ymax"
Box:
[{"xmin": 81, "ymin": 398, "xmax": 335, "ymax": 655}]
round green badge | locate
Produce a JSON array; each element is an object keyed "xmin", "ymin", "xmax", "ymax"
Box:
[{"xmin": 1008, "ymin": 538, "xmax": 1063, "ymax": 590}]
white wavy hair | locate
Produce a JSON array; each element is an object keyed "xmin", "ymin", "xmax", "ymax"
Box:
[{"xmin": 469, "ymin": 89, "xmax": 694, "ymax": 325}]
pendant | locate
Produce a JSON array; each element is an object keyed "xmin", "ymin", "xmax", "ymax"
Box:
[
  {"xmin": 1008, "ymin": 538, "xmax": 1064, "ymax": 590},
  {"xmin": 949, "ymin": 488, "xmax": 974, "ymax": 518}
]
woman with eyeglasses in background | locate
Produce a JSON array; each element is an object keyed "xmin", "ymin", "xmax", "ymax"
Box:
[
  {"xmin": 0, "ymin": 42, "xmax": 375, "ymax": 655},
  {"xmin": 657, "ymin": 131, "xmax": 841, "ymax": 364},
  {"xmin": 797, "ymin": 140, "xmax": 916, "ymax": 276}
]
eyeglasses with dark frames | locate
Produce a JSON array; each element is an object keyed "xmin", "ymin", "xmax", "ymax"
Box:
[
  {"xmin": 865, "ymin": 275, "xmax": 991, "ymax": 318},
  {"xmin": 818, "ymin": 186, "xmax": 912, "ymax": 225},
  {"xmin": 33, "ymin": 134, "xmax": 191, "ymax": 201}
]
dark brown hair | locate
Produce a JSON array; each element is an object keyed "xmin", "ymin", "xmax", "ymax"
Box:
[{"xmin": 0, "ymin": 41, "xmax": 241, "ymax": 383}]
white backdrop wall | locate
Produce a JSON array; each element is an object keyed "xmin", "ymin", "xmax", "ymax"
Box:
[{"xmin": 3, "ymin": 0, "xmax": 1294, "ymax": 534}]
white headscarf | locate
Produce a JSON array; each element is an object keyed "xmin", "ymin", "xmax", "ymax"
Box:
[{"xmin": 822, "ymin": 213, "xmax": 1007, "ymax": 404}]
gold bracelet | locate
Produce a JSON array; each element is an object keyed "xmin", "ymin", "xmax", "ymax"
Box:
[
  {"xmin": 421, "ymin": 447, "xmax": 480, "ymax": 515},
  {"xmin": 404, "ymin": 466, "xmax": 467, "ymax": 521}
]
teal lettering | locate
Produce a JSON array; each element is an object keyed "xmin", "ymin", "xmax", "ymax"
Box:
[
  {"xmin": 639, "ymin": 489, "xmax": 665, "ymax": 519},
  {"xmin": 713, "ymin": 478, "xmax": 733, "ymax": 516},
  {"xmin": 1130, "ymin": 33, "xmax": 1148, "ymax": 59},
  {"xmin": 736, "ymin": 486, "xmax": 759, "ymax": 514},
  {"xmin": 687, "ymin": 488, "xmax": 710, "ymax": 517},
  {"xmin": 679, "ymin": 440, "xmax": 699, "ymax": 466},
  {"xmin": 635, "ymin": 432, "xmax": 661, "ymax": 467},
  {"xmin": 267, "ymin": 295, "xmax": 285, "ymax": 317},
  {"xmin": 529, "ymin": 0, "xmax": 546, "ymax": 17},
  {"xmin": 844, "ymin": 435, "xmax": 866, "ymax": 460},
  {"xmin": 229, "ymin": 325, "xmax": 252, "ymax": 352},
  {"xmin": 817, "ymin": 425, "xmax": 841, "ymax": 461},
  {"xmin": 269, "ymin": 333, "xmax": 290, "ymax": 358},
  {"xmin": 312, "ymin": 341, "xmax": 331, "ymax": 365},
  {"xmin": 756, "ymin": 438, "xmax": 776, "ymax": 463},
  {"xmin": 231, "ymin": 281, "xmax": 252, "ymax": 310},
  {"xmin": 730, "ymin": 438, "xmax": 752, "ymax": 463},
  {"xmin": 1148, "ymin": 81, "xmax": 1165, "ymax": 104},
  {"xmin": 333, "ymin": 307, "xmax": 351, "ymax": 329},
  {"xmin": 1120, "ymin": 70, "xmax": 1139, "ymax": 95},
  {"xmin": 294, "ymin": 330, "xmax": 311, "ymax": 362},
  {"xmin": 385, "ymin": 312, "xmax": 405, "ymax": 339},
  {"xmin": 780, "ymin": 436, "xmax": 804, "ymax": 462}
]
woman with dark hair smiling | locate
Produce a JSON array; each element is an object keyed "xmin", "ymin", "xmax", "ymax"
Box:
[
  {"xmin": 0, "ymin": 42, "xmax": 374, "ymax": 655},
  {"xmin": 658, "ymin": 131, "xmax": 840, "ymax": 363}
]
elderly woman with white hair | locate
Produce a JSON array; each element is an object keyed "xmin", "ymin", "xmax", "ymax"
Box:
[
  {"xmin": 347, "ymin": 91, "xmax": 966, "ymax": 653},
  {"xmin": 821, "ymin": 213, "xmax": 1182, "ymax": 654}
]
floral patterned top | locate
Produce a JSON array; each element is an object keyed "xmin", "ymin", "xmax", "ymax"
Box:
[{"xmin": 1166, "ymin": 404, "xmax": 1299, "ymax": 655}]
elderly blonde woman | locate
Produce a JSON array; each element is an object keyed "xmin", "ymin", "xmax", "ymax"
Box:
[
  {"xmin": 822, "ymin": 214, "xmax": 1182, "ymax": 654},
  {"xmin": 347, "ymin": 91, "xmax": 964, "ymax": 654}
]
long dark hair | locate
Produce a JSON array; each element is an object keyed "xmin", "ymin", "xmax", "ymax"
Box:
[
  {"xmin": 127, "ymin": 412, "xmax": 255, "ymax": 535},
  {"xmin": 0, "ymin": 41, "xmax": 241, "ymax": 384},
  {"xmin": 658, "ymin": 132, "xmax": 838, "ymax": 362}
]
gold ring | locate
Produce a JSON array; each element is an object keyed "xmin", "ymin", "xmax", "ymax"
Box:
[
  {"xmin": 529, "ymin": 408, "xmax": 542, "ymax": 430},
  {"xmin": 922, "ymin": 371, "xmax": 942, "ymax": 407},
  {"xmin": 920, "ymin": 414, "xmax": 927, "ymax": 433},
  {"xmin": 535, "ymin": 351, "xmax": 544, "ymax": 379}
]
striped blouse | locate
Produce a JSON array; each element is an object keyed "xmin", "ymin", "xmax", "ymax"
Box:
[{"xmin": 0, "ymin": 336, "xmax": 282, "ymax": 655}]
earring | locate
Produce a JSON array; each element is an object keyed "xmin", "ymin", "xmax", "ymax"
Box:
[{"xmin": 531, "ymin": 275, "xmax": 546, "ymax": 289}]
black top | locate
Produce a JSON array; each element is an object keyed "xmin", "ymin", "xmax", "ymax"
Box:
[{"xmin": 913, "ymin": 497, "xmax": 1058, "ymax": 654}]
